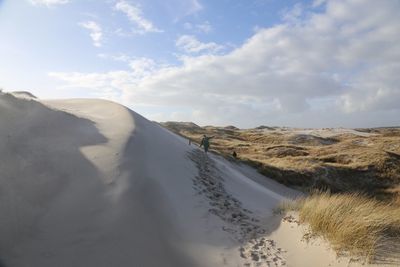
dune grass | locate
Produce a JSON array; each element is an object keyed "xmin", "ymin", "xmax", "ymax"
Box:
[
  {"xmin": 279, "ymin": 192, "xmax": 400, "ymax": 263},
  {"xmin": 162, "ymin": 122, "xmax": 400, "ymax": 196}
]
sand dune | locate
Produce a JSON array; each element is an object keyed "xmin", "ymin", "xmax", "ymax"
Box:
[{"xmin": 0, "ymin": 93, "xmax": 372, "ymax": 266}]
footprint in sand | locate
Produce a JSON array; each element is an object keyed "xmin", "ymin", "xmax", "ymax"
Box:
[{"xmin": 188, "ymin": 150, "xmax": 286, "ymax": 267}]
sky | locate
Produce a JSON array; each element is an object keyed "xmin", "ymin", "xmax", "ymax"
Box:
[{"xmin": 0, "ymin": 0, "xmax": 399, "ymax": 128}]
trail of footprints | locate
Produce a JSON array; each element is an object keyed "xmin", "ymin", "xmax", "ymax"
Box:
[{"xmin": 188, "ymin": 150, "xmax": 286, "ymax": 267}]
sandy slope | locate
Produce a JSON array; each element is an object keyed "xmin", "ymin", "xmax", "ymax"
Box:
[{"xmin": 0, "ymin": 94, "xmax": 369, "ymax": 266}]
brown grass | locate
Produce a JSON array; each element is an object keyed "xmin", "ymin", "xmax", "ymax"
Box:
[
  {"xmin": 161, "ymin": 122, "xmax": 400, "ymax": 198},
  {"xmin": 281, "ymin": 192, "xmax": 400, "ymax": 263}
]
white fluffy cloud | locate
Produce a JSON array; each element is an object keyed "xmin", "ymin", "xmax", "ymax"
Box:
[
  {"xmin": 115, "ymin": 1, "xmax": 161, "ymax": 33},
  {"xmin": 29, "ymin": 0, "xmax": 68, "ymax": 6},
  {"xmin": 176, "ymin": 35, "xmax": 224, "ymax": 54},
  {"xmin": 79, "ymin": 21, "xmax": 103, "ymax": 47},
  {"xmin": 49, "ymin": 57, "xmax": 161, "ymax": 99},
  {"xmin": 51, "ymin": 0, "xmax": 400, "ymax": 127}
]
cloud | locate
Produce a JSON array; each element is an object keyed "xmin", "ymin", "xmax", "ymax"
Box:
[
  {"xmin": 312, "ymin": 0, "xmax": 328, "ymax": 8},
  {"xmin": 49, "ymin": 57, "xmax": 161, "ymax": 97},
  {"xmin": 281, "ymin": 3, "xmax": 304, "ymax": 25},
  {"xmin": 128, "ymin": 57, "xmax": 160, "ymax": 77},
  {"xmin": 98, "ymin": 53, "xmax": 131, "ymax": 62},
  {"xmin": 50, "ymin": 0, "xmax": 400, "ymax": 127},
  {"xmin": 115, "ymin": 1, "xmax": 161, "ymax": 34},
  {"xmin": 29, "ymin": 0, "xmax": 68, "ymax": 6},
  {"xmin": 176, "ymin": 35, "xmax": 224, "ymax": 54},
  {"xmin": 79, "ymin": 21, "xmax": 103, "ymax": 47}
]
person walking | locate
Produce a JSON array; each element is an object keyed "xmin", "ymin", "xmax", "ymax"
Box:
[{"xmin": 200, "ymin": 135, "xmax": 214, "ymax": 153}]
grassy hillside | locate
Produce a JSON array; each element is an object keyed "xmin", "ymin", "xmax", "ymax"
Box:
[{"xmin": 161, "ymin": 122, "xmax": 400, "ymax": 198}]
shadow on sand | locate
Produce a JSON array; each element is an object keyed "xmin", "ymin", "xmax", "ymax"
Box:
[{"xmin": 0, "ymin": 93, "xmax": 108, "ymax": 266}]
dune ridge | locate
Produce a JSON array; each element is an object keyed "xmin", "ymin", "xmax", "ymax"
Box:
[{"xmin": 0, "ymin": 93, "xmax": 382, "ymax": 266}]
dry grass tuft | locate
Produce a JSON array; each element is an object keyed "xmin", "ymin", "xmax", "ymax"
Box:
[{"xmin": 283, "ymin": 192, "xmax": 400, "ymax": 263}]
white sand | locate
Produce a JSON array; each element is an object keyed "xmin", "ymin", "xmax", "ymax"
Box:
[{"xmin": 0, "ymin": 93, "xmax": 377, "ymax": 266}]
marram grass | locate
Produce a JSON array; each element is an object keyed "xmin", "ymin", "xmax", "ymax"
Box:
[{"xmin": 279, "ymin": 192, "xmax": 400, "ymax": 263}]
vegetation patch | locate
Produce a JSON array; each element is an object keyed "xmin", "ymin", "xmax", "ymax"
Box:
[
  {"xmin": 278, "ymin": 192, "xmax": 400, "ymax": 264},
  {"xmin": 160, "ymin": 122, "xmax": 400, "ymax": 198}
]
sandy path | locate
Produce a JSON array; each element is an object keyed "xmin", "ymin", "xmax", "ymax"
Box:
[{"xmin": 188, "ymin": 150, "xmax": 286, "ymax": 266}]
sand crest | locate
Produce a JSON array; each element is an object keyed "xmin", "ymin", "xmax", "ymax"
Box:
[{"xmin": 0, "ymin": 93, "xmax": 375, "ymax": 266}]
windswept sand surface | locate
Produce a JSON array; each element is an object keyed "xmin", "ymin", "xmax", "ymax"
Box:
[{"xmin": 0, "ymin": 94, "xmax": 377, "ymax": 266}]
